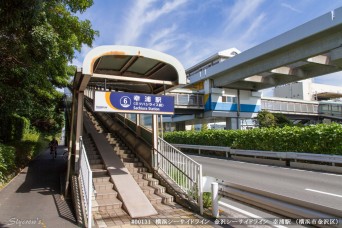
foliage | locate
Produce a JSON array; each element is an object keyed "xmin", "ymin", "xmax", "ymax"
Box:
[
  {"xmin": 0, "ymin": 0, "xmax": 97, "ymax": 138},
  {"xmin": 0, "ymin": 114, "xmax": 30, "ymax": 142},
  {"xmin": 255, "ymin": 110, "xmax": 293, "ymax": 128},
  {"xmin": 0, "ymin": 144, "xmax": 16, "ymax": 183},
  {"xmin": 273, "ymin": 113, "xmax": 292, "ymax": 127},
  {"xmin": 202, "ymin": 192, "xmax": 212, "ymax": 208},
  {"xmin": 255, "ymin": 110, "xmax": 276, "ymax": 128},
  {"xmin": 164, "ymin": 130, "xmax": 238, "ymax": 147},
  {"xmin": 0, "ymin": 129, "xmax": 50, "ymax": 184},
  {"xmin": 164, "ymin": 123, "xmax": 342, "ymax": 155}
]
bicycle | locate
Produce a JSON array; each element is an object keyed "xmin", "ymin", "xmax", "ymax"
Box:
[{"xmin": 50, "ymin": 146, "xmax": 57, "ymax": 159}]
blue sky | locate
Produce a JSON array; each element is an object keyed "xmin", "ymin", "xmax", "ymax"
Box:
[{"xmin": 73, "ymin": 0, "xmax": 342, "ymax": 93}]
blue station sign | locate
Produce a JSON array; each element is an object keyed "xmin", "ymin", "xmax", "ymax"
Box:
[{"xmin": 94, "ymin": 91, "xmax": 174, "ymax": 115}]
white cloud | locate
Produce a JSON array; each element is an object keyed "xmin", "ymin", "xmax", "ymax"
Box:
[
  {"xmin": 281, "ymin": 3, "xmax": 302, "ymax": 13},
  {"xmin": 223, "ymin": 0, "xmax": 265, "ymax": 33},
  {"xmin": 116, "ymin": 0, "xmax": 188, "ymax": 45}
]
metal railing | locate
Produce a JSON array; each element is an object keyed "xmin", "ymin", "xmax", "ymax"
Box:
[
  {"xmin": 79, "ymin": 137, "xmax": 93, "ymax": 227},
  {"xmin": 172, "ymin": 143, "xmax": 342, "ymax": 165},
  {"xmin": 171, "ymin": 93, "xmax": 204, "ymax": 107},
  {"xmin": 114, "ymin": 113, "xmax": 203, "ymax": 213},
  {"xmin": 157, "ymin": 138, "xmax": 203, "ymax": 214},
  {"xmin": 209, "ymin": 178, "xmax": 342, "ymax": 222},
  {"xmin": 261, "ymin": 98, "xmax": 319, "ymax": 114}
]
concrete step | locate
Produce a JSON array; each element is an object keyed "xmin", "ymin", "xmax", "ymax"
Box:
[
  {"xmin": 92, "ymin": 198, "xmax": 122, "ymax": 211},
  {"xmin": 95, "ymin": 188, "xmax": 118, "ymax": 200},
  {"xmin": 150, "ymin": 184, "xmax": 166, "ymax": 194},
  {"xmin": 156, "ymin": 192, "xmax": 174, "ymax": 204},
  {"xmin": 140, "ymin": 172, "xmax": 153, "ymax": 179},
  {"xmin": 94, "ymin": 182, "xmax": 114, "ymax": 191},
  {"xmin": 92, "ymin": 169, "xmax": 108, "ymax": 177},
  {"xmin": 118, "ymin": 153, "xmax": 135, "ymax": 159},
  {"xmin": 137, "ymin": 179, "xmax": 149, "ymax": 187},
  {"xmin": 145, "ymin": 177, "xmax": 159, "ymax": 187},
  {"xmin": 93, "ymin": 176, "xmax": 110, "ymax": 183},
  {"xmin": 89, "ymin": 159, "xmax": 103, "ymax": 165},
  {"xmin": 124, "ymin": 162, "xmax": 143, "ymax": 168},
  {"xmin": 126, "ymin": 166, "xmax": 148, "ymax": 173},
  {"xmin": 91, "ymin": 164, "xmax": 105, "ymax": 169},
  {"xmin": 122, "ymin": 157, "xmax": 139, "ymax": 163},
  {"xmin": 140, "ymin": 185, "xmax": 157, "ymax": 195},
  {"xmin": 131, "ymin": 172, "xmax": 145, "ymax": 180},
  {"xmin": 88, "ymin": 154, "xmax": 101, "ymax": 160},
  {"xmin": 145, "ymin": 192, "xmax": 163, "ymax": 204},
  {"xmin": 116, "ymin": 149, "xmax": 132, "ymax": 154}
]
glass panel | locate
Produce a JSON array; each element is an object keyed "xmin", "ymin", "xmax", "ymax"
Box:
[{"xmin": 288, "ymin": 103, "xmax": 295, "ymax": 112}]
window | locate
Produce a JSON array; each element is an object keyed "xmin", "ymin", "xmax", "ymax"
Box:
[{"xmin": 222, "ymin": 96, "xmax": 236, "ymax": 103}]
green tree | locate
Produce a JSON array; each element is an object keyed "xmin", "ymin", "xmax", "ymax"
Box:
[
  {"xmin": 255, "ymin": 110, "xmax": 276, "ymax": 128},
  {"xmin": 0, "ymin": 0, "xmax": 98, "ymax": 139},
  {"xmin": 273, "ymin": 113, "xmax": 292, "ymax": 127}
]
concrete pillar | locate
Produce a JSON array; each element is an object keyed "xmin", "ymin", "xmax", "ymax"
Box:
[
  {"xmin": 75, "ymin": 91, "xmax": 84, "ymax": 171},
  {"xmin": 212, "ymin": 182, "xmax": 219, "ymax": 218},
  {"xmin": 226, "ymin": 117, "xmax": 241, "ymax": 130}
]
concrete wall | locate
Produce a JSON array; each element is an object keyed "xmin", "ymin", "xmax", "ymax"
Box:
[{"xmin": 206, "ymin": 88, "xmax": 261, "ymax": 112}]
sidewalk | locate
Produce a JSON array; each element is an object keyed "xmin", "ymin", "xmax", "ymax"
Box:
[{"xmin": 0, "ymin": 146, "xmax": 77, "ymax": 228}]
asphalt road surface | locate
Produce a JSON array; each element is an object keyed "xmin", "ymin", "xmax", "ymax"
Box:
[{"xmin": 189, "ymin": 155, "xmax": 342, "ymax": 212}]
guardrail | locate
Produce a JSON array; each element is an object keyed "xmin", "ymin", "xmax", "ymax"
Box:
[
  {"xmin": 208, "ymin": 178, "xmax": 342, "ymax": 227},
  {"xmin": 172, "ymin": 144, "xmax": 342, "ymax": 165},
  {"xmin": 157, "ymin": 138, "xmax": 203, "ymax": 214},
  {"xmin": 79, "ymin": 137, "xmax": 93, "ymax": 228}
]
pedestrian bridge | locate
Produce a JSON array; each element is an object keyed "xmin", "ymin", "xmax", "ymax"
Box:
[{"xmin": 66, "ymin": 45, "xmax": 204, "ymax": 227}]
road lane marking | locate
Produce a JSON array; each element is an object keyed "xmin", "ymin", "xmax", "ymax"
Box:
[
  {"xmin": 305, "ymin": 188, "xmax": 342, "ymax": 198},
  {"xmin": 190, "ymin": 155, "xmax": 342, "ymax": 177},
  {"xmin": 218, "ymin": 201, "xmax": 288, "ymax": 228}
]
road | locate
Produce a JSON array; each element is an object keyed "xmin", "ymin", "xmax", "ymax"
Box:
[{"xmin": 189, "ymin": 155, "xmax": 342, "ymax": 212}]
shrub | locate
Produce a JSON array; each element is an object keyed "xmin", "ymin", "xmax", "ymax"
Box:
[
  {"xmin": 164, "ymin": 123, "xmax": 342, "ymax": 155},
  {"xmin": 0, "ymin": 143, "xmax": 16, "ymax": 183}
]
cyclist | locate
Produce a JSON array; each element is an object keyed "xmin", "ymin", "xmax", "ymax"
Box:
[{"xmin": 49, "ymin": 138, "xmax": 58, "ymax": 159}]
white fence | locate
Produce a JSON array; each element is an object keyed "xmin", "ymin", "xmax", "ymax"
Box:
[
  {"xmin": 157, "ymin": 138, "xmax": 203, "ymax": 214},
  {"xmin": 79, "ymin": 137, "xmax": 93, "ymax": 227}
]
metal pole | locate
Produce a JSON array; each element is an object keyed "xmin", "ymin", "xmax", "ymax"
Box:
[
  {"xmin": 237, "ymin": 89, "xmax": 240, "ymax": 129},
  {"xmin": 212, "ymin": 182, "xmax": 219, "ymax": 218},
  {"xmin": 199, "ymin": 166, "xmax": 203, "ymax": 215},
  {"xmin": 152, "ymin": 114, "xmax": 158, "ymax": 168}
]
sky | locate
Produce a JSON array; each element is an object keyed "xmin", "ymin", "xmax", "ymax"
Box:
[{"xmin": 72, "ymin": 0, "xmax": 342, "ymax": 96}]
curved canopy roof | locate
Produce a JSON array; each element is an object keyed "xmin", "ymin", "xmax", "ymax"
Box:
[{"xmin": 74, "ymin": 45, "xmax": 186, "ymax": 94}]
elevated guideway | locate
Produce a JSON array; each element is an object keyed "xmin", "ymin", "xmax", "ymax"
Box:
[{"xmin": 188, "ymin": 7, "xmax": 342, "ymax": 91}]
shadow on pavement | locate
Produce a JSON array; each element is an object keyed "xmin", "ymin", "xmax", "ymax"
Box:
[{"xmin": 0, "ymin": 146, "xmax": 77, "ymax": 227}]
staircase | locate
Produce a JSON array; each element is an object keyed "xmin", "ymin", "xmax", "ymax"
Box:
[
  {"xmin": 82, "ymin": 134, "xmax": 130, "ymax": 223},
  {"xmin": 106, "ymin": 132, "xmax": 175, "ymax": 205},
  {"xmin": 84, "ymin": 111, "xmax": 198, "ymax": 227}
]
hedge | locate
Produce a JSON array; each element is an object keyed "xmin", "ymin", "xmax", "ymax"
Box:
[
  {"xmin": 0, "ymin": 143, "xmax": 16, "ymax": 183},
  {"xmin": 0, "ymin": 114, "xmax": 30, "ymax": 142},
  {"xmin": 164, "ymin": 123, "xmax": 342, "ymax": 155}
]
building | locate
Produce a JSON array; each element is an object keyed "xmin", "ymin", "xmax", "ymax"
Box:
[{"xmin": 274, "ymin": 79, "xmax": 342, "ymax": 101}]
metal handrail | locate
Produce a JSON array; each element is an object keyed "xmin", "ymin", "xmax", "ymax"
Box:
[
  {"xmin": 112, "ymin": 113, "xmax": 203, "ymax": 214},
  {"xmin": 79, "ymin": 137, "xmax": 93, "ymax": 228},
  {"xmin": 157, "ymin": 138, "xmax": 203, "ymax": 214}
]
